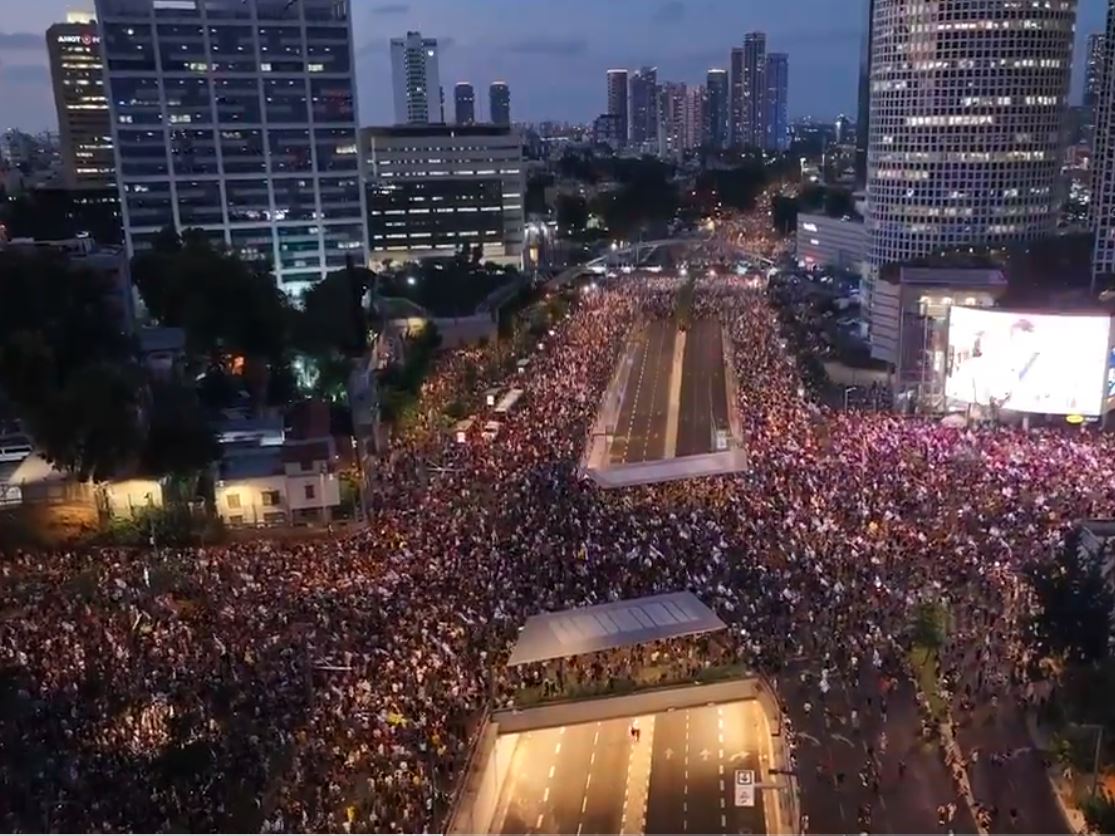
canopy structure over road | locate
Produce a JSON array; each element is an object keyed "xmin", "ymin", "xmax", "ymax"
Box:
[{"xmin": 506, "ymin": 591, "xmax": 726, "ymax": 666}]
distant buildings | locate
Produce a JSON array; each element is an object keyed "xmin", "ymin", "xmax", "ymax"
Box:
[
  {"xmin": 684, "ymin": 86, "xmax": 707, "ymax": 152},
  {"xmin": 834, "ymin": 114, "xmax": 852, "ymax": 146},
  {"xmin": 592, "ymin": 113, "xmax": 626, "ymax": 150},
  {"xmin": 94, "ymin": 0, "xmax": 367, "ymax": 296},
  {"xmin": 729, "ymin": 48, "xmax": 744, "ymax": 148},
  {"xmin": 764, "ymin": 53, "xmax": 788, "ymax": 152},
  {"xmin": 607, "ymin": 70, "xmax": 629, "ymax": 148},
  {"xmin": 490, "ymin": 82, "xmax": 511, "ymax": 125},
  {"xmin": 706, "ymin": 69, "xmax": 729, "ymax": 150},
  {"xmin": 855, "ymin": 0, "xmax": 875, "ymax": 187},
  {"xmin": 657, "ymin": 82, "xmax": 688, "ymax": 159},
  {"xmin": 629, "ymin": 66, "xmax": 659, "ymax": 153},
  {"xmin": 362, "ymin": 124, "xmax": 524, "ymax": 266},
  {"xmin": 391, "ymin": 31, "xmax": 442, "ymax": 125},
  {"xmin": 46, "ymin": 12, "xmax": 114, "ymax": 189},
  {"xmin": 1085, "ymin": 33, "xmax": 1107, "ymax": 142},
  {"xmin": 454, "ymin": 82, "xmax": 475, "ymax": 125},
  {"xmin": 796, "ymin": 212, "xmax": 867, "ymax": 273}
]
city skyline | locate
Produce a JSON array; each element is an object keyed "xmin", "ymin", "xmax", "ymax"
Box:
[{"xmin": 1, "ymin": 0, "xmax": 1108, "ymax": 134}]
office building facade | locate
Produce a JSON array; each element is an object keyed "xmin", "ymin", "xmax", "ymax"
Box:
[
  {"xmin": 47, "ymin": 12, "xmax": 115, "ymax": 189},
  {"xmin": 764, "ymin": 52, "xmax": 788, "ymax": 152},
  {"xmin": 1085, "ymin": 33, "xmax": 1107, "ymax": 144},
  {"xmin": 657, "ymin": 82, "xmax": 687, "ymax": 159},
  {"xmin": 362, "ymin": 124, "xmax": 524, "ymax": 265},
  {"xmin": 629, "ymin": 66, "xmax": 658, "ymax": 152},
  {"xmin": 455, "ymin": 82, "xmax": 475, "ymax": 125},
  {"xmin": 606, "ymin": 69, "xmax": 629, "ymax": 147},
  {"xmin": 95, "ymin": 0, "xmax": 367, "ymax": 296},
  {"xmin": 390, "ymin": 31, "xmax": 441, "ymax": 125},
  {"xmin": 490, "ymin": 82, "xmax": 511, "ymax": 125},
  {"xmin": 684, "ymin": 85, "xmax": 706, "ymax": 152},
  {"xmin": 706, "ymin": 68, "xmax": 729, "ymax": 150},
  {"xmin": 866, "ymin": 0, "xmax": 1075, "ymax": 277},
  {"xmin": 1093, "ymin": 4, "xmax": 1115, "ymax": 281},
  {"xmin": 855, "ymin": 0, "xmax": 875, "ymax": 187}
]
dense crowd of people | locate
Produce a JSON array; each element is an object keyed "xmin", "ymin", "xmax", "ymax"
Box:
[{"xmin": 3, "ymin": 258, "xmax": 1113, "ymax": 833}]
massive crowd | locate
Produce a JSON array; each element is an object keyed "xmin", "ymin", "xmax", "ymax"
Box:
[{"xmin": 3, "ymin": 257, "xmax": 1114, "ymax": 833}]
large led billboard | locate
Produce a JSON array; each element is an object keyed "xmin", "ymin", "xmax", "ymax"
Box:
[{"xmin": 945, "ymin": 307, "xmax": 1112, "ymax": 416}]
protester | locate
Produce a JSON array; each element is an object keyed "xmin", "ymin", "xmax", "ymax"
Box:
[{"xmin": 2, "ymin": 261, "xmax": 1109, "ymax": 833}]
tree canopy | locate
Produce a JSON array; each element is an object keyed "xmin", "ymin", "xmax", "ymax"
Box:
[{"xmin": 1025, "ymin": 532, "xmax": 1115, "ymax": 665}]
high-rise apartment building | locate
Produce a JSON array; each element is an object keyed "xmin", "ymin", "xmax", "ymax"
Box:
[
  {"xmin": 740, "ymin": 33, "xmax": 767, "ymax": 148},
  {"xmin": 629, "ymin": 66, "xmax": 658, "ymax": 152},
  {"xmin": 606, "ymin": 69, "xmax": 629, "ymax": 147},
  {"xmin": 706, "ymin": 69, "xmax": 729, "ymax": 150},
  {"xmin": 867, "ymin": 0, "xmax": 1075, "ymax": 290},
  {"xmin": 764, "ymin": 52, "xmax": 788, "ymax": 152},
  {"xmin": 1092, "ymin": 7, "xmax": 1115, "ymax": 281},
  {"xmin": 657, "ymin": 82, "xmax": 687, "ymax": 159},
  {"xmin": 729, "ymin": 47, "xmax": 744, "ymax": 147},
  {"xmin": 390, "ymin": 31, "xmax": 441, "ymax": 125},
  {"xmin": 455, "ymin": 82, "xmax": 475, "ymax": 125},
  {"xmin": 684, "ymin": 85, "xmax": 707, "ymax": 152},
  {"xmin": 46, "ymin": 12, "xmax": 114, "ymax": 189},
  {"xmin": 490, "ymin": 82, "xmax": 511, "ymax": 125},
  {"xmin": 855, "ymin": 0, "xmax": 875, "ymax": 187},
  {"xmin": 1085, "ymin": 33, "xmax": 1107, "ymax": 144},
  {"xmin": 94, "ymin": 0, "xmax": 367, "ymax": 296}
]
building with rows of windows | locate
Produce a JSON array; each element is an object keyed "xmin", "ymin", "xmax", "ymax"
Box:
[
  {"xmin": 93, "ymin": 0, "xmax": 367, "ymax": 296},
  {"xmin": 865, "ymin": 0, "xmax": 1076, "ymax": 316}
]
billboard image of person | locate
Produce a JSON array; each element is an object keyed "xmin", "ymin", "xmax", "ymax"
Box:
[{"xmin": 945, "ymin": 307, "xmax": 1112, "ymax": 416}]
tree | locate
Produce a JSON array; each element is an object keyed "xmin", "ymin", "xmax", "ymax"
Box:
[
  {"xmin": 911, "ymin": 599, "xmax": 949, "ymax": 660},
  {"xmin": 140, "ymin": 380, "xmax": 219, "ymax": 478},
  {"xmin": 0, "ymin": 249, "xmax": 145, "ymax": 480},
  {"xmin": 132, "ymin": 228, "xmax": 293, "ymax": 364},
  {"xmin": 1081, "ymin": 793, "xmax": 1115, "ymax": 834},
  {"xmin": 1026, "ymin": 533, "xmax": 1115, "ymax": 665},
  {"xmin": 556, "ymin": 193, "xmax": 589, "ymax": 235}
]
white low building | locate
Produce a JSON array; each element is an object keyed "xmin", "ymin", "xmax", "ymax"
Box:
[
  {"xmin": 795, "ymin": 212, "xmax": 867, "ymax": 274},
  {"xmin": 214, "ymin": 437, "xmax": 341, "ymax": 527}
]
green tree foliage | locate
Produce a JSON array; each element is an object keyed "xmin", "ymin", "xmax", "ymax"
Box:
[
  {"xmin": 1026, "ymin": 532, "xmax": 1115, "ymax": 665},
  {"xmin": 1081, "ymin": 793, "xmax": 1115, "ymax": 834},
  {"xmin": 696, "ymin": 159, "xmax": 768, "ymax": 212},
  {"xmin": 524, "ymin": 173, "xmax": 553, "ymax": 216},
  {"xmin": 911, "ymin": 599, "xmax": 949, "ymax": 656},
  {"xmin": 378, "ymin": 324, "xmax": 442, "ymax": 429},
  {"xmin": 556, "ymin": 193, "xmax": 589, "ymax": 235},
  {"xmin": 0, "ymin": 249, "xmax": 144, "ymax": 480},
  {"xmin": 591, "ymin": 160, "xmax": 679, "ymax": 239},
  {"xmin": 772, "ymin": 195, "xmax": 799, "ymax": 235},
  {"xmin": 1, "ymin": 188, "xmax": 122, "ymax": 245},
  {"xmin": 378, "ymin": 259, "xmax": 522, "ymax": 318},
  {"xmin": 132, "ymin": 227, "xmax": 292, "ymax": 363}
]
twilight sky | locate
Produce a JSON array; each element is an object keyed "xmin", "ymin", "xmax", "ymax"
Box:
[{"xmin": 0, "ymin": 0, "xmax": 1107, "ymax": 133}]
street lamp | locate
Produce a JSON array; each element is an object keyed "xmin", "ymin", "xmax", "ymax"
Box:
[{"xmin": 407, "ymin": 275, "xmax": 417, "ymax": 286}]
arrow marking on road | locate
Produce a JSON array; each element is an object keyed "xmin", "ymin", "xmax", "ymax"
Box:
[
  {"xmin": 665, "ymin": 747, "xmax": 674, "ymax": 760},
  {"xmin": 730, "ymin": 750, "xmax": 749, "ymax": 762},
  {"xmin": 700, "ymin": 748, "xmax": 711, "ymax": 762}
]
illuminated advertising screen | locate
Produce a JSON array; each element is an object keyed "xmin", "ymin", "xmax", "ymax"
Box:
[{"xmin": 945, "ymin": 307, "xmax": 1112, "ymax": 416}]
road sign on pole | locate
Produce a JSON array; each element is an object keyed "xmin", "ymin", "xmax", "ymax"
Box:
[{"xmin": 734, "ymin": 769, "xmax": 755, "ymax": 807}]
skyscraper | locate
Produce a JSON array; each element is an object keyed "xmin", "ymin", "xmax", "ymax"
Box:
[
  {"xmin": 729, "ymin": 47, "xmax": 744, "ymax": 147},
  {"xmin": 490, "ymin": 82, "xmax": 511, "ymax": 125},
  {"xmin": 47, "ymin": 12, "xmax": 114, "ymax": 189},
  {"xmin": 1092, "ymin": 8, "xmax": 1115, "ymax": 282},
  {"xmin": 764, "ymin": 53, "xmax": 789, "ymax": 152},
  {"xmin": 855, "ymin": 0, "xmax": 875, "ymax": 187},
  {"xmin": 95, "ymin": 0, "xmax": 367, "ymax": 296},
  {"xmin": 607, "ymin": 69, "xmax": 629, "ymax": 147},
  {"xmin": 684, "ymin": 85, "xmax": 707, "ymax": 152},
  {"xmin": 706, "ymin": 69, "xmax": 729, "ymax": 150},
  {"xmin": 867, "ymin": 0, "xmax": 1075, "ymax": 274},
  {"xmin": 455, "ymin": 82, "xmax": 475, "ymax": 125},
  {"xmin": 657, "ymin": 82, "xmax": 687, "ymax": 159},
  {"xmin": 630, "ymin": 66, "xmax": 659, "ymax": 152},
  {"xmin": 390, "ymin": 31, "xmax": 442, "ymax": 124},
  {"xmin": 741, "ymin": 33, "xmax": 767, "ymax": 148},
  {"xmin": 1085, "ymin": 33, "xmax": 1107, "ymax": 144}
]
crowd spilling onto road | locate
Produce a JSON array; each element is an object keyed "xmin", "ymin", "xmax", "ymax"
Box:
[{"xmin": 3, "ymin": 251, "xmax": 1112, "ymax": 833}]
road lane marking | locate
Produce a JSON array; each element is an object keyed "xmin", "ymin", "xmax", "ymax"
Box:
[
  {"xmin": 582, "ymin": 796, "xmax": 588, "ymax": 813},
  {"xmin": 721, "ymin": 814, "xmax": 727, "ymax": 828},
  {"xmin": 719, "ymin": 733, "xmax": 724, "ymax": 744},
  {"xmin": 549, "ymin": 765, "xmax": 555, "ymax": 779},
  {"xmin": 720, "ymin": 797, "xmax": 726, "ymax": 809},
  {"xmin": 718, "ymin": 748, "xmax": 724, "ymax": 759},
  {"xmin": 536, "ymin": 813, "xmax": 544, "ymax": 829},
  {"xmin": 590, "ymin": 751, "xmax": 595, "ymax": 765},
  {"xmin": 560, "ymin": 727, "xmax": 566, "ymax": 735},
  {"xmin": 585, "ymin": 773, "xmax": 591, "ymax": 788},
  {"xmin": 543, "ymin": 787, "xmax": 550, "ymax": 802},
  {"xmin": 555, "ymin": 743, "xmax": 562, "ymax": 755},
  {"xmin": 577, "ymin": 824, "xmax": 583, "ymax": 836},
  {"xmin": 720, "ymin": 779, "xmax": 725, "ymax": 791}
]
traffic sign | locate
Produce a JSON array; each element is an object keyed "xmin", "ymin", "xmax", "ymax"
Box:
[{"xmin": 734, "ymin": 769, "xmax": 755, "ymax": 807}]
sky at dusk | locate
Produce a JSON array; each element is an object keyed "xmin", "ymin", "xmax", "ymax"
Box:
[{"xmin": 0, "ymin": 0, "xmax": 1108, "ymax": 133}]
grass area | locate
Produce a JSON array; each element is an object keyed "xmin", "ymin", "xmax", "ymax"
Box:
[
  {"xmin": 909, "ymin": 646, "xmax": 947, "ymax": 722},
  {"xmin": 512, "ymin": 661, "xmax": 751, "ymax": 708}
]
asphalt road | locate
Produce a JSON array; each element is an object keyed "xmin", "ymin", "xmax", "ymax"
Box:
[
  {"xmin": 497, "ymin": 719, "xmax": 631, "ymax": 835},
  {"xmin": 676, "ymin": 319, "xmax": 730, "ymax": 458},
  {"xmin": 646, "ymin": 703, "xmax": 767, "ymax": 835},
  {"xmin": 494, "ymin": 702, "xmax": 772, "ymax": 835},
  {"xmin": 609, "ymin": 320, "xmax": 675, "ymax": 465}
]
